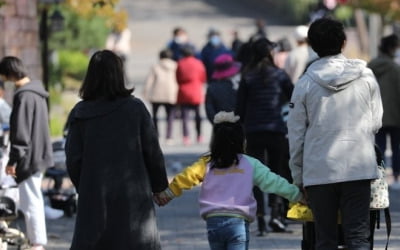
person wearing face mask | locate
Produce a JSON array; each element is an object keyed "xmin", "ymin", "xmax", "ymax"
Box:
[
  {"xmin": 368, "ymin": 34, "xmax": 400, "ymax": 190},
  {"xmin": 167, "ymin": 27, "xmax": 197, "ymax": 61},
  {"xmin": 200, "ymin": 28, "xmax": 233, "ymax": 82}
]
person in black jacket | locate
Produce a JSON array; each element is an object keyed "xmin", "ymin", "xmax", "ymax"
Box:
[
  {"xmin": 205, "ymin": 54, "xmax": 241, "ymax": 124},
  {"xmin": 235, "ymin": 38, "xmax": 294, "ymax": 235},
  {"xmin": 65, "ymin": 50, "xmax": 168, "ymax": 250},
  {"xmin": 0, "ymin": 56, "xmax": 54, "ymax": 250}
]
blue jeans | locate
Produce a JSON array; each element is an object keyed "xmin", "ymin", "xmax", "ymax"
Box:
[{"xmin": 206, "ymin": 216, "xmax": 249, "ymax": 250}]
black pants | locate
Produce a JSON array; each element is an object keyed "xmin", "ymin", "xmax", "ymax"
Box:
[
  {"xmin": 306, "ymin": 180, "xmax": 371, "ymax": 250},
  {"xmin": 151, "ymin": 103, "xmax": 174, "ymax": 139},
  {"xmin": 174, "ymin": 104, "xmax": 202, "ymax": 138},
  {"xmin": 376, "ymin": 126, "xmax": 400, "ymax": 180},
  {"xmin": 246, "ymin": 132, "xmax": 290, "ymax": 218}
]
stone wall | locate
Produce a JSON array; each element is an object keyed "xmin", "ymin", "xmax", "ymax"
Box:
[{"xmin": 0, "ymin": 0, "xmax": 41, "ymax": 79}]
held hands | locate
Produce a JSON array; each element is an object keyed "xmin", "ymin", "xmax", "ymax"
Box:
[
  {"xmin": 298, "ymin": 184, "xmax": 308, "ymax": 205},
  {"xmin": 153, "ymin": 191, "xmax": 172, "ymax": 207},
  {"xmin": 5, "ymin": 165, "xmax": 16, "ymax": 178}
]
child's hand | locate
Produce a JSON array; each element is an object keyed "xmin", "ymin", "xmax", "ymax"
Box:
[{"xmin": 153, "ymin": 191, "xmax": 172, "ymax": 206}]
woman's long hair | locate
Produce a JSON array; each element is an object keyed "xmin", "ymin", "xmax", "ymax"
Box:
[
  {"xmin": 243, "ymin": 38, "xmax": 277, "ymax": 75},
  {"xmin": 209, "ymin": 121, "xmax": 245, "ymax": 169},
  {"xmin": 79, "ymin": 50, "xmax": 133, "ymax": 100}
]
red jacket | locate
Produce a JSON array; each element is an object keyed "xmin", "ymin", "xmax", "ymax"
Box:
[{"xmin": 176, "ymin": 56, "xmax": 206, "ymax": 105}]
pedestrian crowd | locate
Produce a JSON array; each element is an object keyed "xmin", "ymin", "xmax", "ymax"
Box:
[{"xmin": 0, "ymin": 11, "xmax": 399, "ymax": 250}]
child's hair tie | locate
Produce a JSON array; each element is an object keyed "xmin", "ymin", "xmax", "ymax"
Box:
[{"xmin": 213, "ymin": 111, "xmax": 240, "ymax": 124}]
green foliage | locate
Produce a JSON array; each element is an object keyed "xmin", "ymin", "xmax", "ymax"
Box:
[
  {"xmin": 50, "ymin": 113, "xmax": 66, "ymax": 137},
  {"xmin": 284, "ymin": 0, "xmax": 318, "ymax": 23},
  {"xmin": 334, "ymin": 5, "xmax": 353, "ymax": 22},
  {"xmin": 259, "ymin": 0, "xmax": 318, "ymax": 24},
  {"xmin": 49, "ymin": 6, "xmax": 110, "ymax": 51},
  {"xmin": 58, "ymin": 50, "xmax": 89, "ymax": 80}
]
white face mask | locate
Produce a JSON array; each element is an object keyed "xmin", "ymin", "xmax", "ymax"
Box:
[{"xmin": 175, "ymin": 35, "xmax": 188, "ymax": 44}]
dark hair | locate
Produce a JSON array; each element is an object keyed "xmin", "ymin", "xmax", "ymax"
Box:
[
  {"xmin": 79, "ymin": 50, "xmax": 133, "ymax": 101},
  {"xmin": 243, "ymin": 38, "xmax": 277, "ymax": 76},
  {"xmin": 0, "ymin": 56, "xmax": 27, "ymax": 80},
  {"xmin": 173, "ymin": 27, "xmax": 184, "ymax": 36},
  {"xmin": 308, "ymin": 18, "xmax": 346, "ymax": 57},
  {"xmin": 180, "ymin": 45, "xmax": 194, "ymax": 57},
  {"xmin": 209, "ymin": 121, "xmax": 245, "ymax": 169},
  {"xmin": 379, "ymin": 34, "xmax": 399, "ymax": 56},
  {"xmin": 276, "ymin": 37, "xmax": 292, "ymax": 52},
  {"xmin": 159, "ymin": 49, "xmax": 173, "ymax": 59}
]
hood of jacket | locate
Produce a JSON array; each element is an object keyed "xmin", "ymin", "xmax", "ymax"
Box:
[
  {"xmin": 15, "ymin": 80, "xmax": 49, "ymax": 98},
  {"xmin": 368, "ymin": 54, "xmax": 395, "ymax": 78},
  {"xmin": 159, "ymin": 58, "xmax": 177, "ymax": 71},
  {"xmin": 305, "ymin": 54, "xmax": 366, "ymax": 91},
  {"xmin": 73, "ymin": 96, "xmax": 131, "ymax": 120}
]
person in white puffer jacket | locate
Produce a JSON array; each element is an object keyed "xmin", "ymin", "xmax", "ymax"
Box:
[{"xmin": 287, "ymin": 18, "xmax": 383, "ymax": 250}]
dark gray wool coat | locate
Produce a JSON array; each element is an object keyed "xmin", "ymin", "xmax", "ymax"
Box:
[
  {"xmin": 7, "ymin": 80, "xmax": 54, "ymax": 183},
  {"xmin": 65, "ymin": 96, "xmax": 168, "ymax": 250}
]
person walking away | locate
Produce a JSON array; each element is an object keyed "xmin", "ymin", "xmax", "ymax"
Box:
[
  {"xmin": 0, "ymin": 56, "xmax": 54, "ymax": 250},
  {"xmin": 65, "ymin": 50, "xmax": 169, "ymax": 250},
  {"xmin": 167, "ymin": 27, "xmax": 197, "ymax": 62},
  {"xmin": 143, "ymin": 49, "xmax": 178, "ymax": 143},
  {"xmin": 235, "ymin": 38, "xmax": 294, "ymax": 235},
  {"xmin": 155, "ymin": 111, "xmax": 304, "ymax": 250},
  {"xmin": 0, "ymin": 80, "xmax": 15, "ymax": 204},
  {"xmin": 175, "ymin": 45, "xmax": 207, "ymax": 145},
  {"xmin": 368, "ymin": 34, "xmax": 400, "ymax": 189},
  {"xmin": 288, "ymin": 18, "xmax": 383, "ymax": 249},
  {"xmin": 0, "ymin": 81, "xmax": 11, "ymax": 131},
  {"xmin": 249, "ymin": 18, "xmax": 268, "ymax": 41},
  {"xmin": 284, "ymin": 25, "xmax": 317, "ymax": 84},
  {"xmin": 273, "ymin": 37, "xmax": 292, "ymax": 69},
  {"xmin": 201, "ymin": 28, "xmax": 233, "ymax": 82},
  {"xmin": 205, "ymin": 54, "xmax": 241, "ymax": 124},
  {"xmin": 105, "ymin": 27, "xmax": 131, "ymax": 63},
  {"xmin": 231, "ymin": 30, "xmax": 243, "ymax": 59}
]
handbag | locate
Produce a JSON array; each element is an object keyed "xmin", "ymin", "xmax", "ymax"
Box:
[
  {"xmin": 370, "ymin": 145, "xmax": 391, "ymax": 250},
  {"xmin": 370, "ymin": 163, "xmax": 389, "ymax": 210},
  {"xmin": 286, "ymin": 202, "xmax": 314, "ymax": 222}
]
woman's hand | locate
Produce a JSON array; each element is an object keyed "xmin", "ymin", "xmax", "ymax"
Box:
[
  {"xmin": 5, "ymin": 165, "xmax": 16, "ymax": 178},
  {"xmin": 153, "ymin": 192, "xmax": 172, "ymax": 206}
]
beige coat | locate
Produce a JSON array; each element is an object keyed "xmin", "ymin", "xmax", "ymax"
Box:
[{"xmin": 143, "ymin": 58, "xmax": 178, "ymax": 104}]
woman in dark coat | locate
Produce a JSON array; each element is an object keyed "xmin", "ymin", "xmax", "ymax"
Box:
[
  {"xmin": 235, "ymin": 38, "xmax": 294, "ymax": 235},
  {"xmin": 65, "ymin": 50, "xmax": 168, "ymax": 250}
]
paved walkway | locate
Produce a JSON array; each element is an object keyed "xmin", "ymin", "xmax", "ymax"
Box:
[
  {"xmin": 29, "ymin": 0, "xmax": 400, "ymax": 249},
  {"xmin": 39, "ymin": 136, "xmax": 400, "ymax": 249},
  {"xmin": 156, "ymin": 140, "xmax": 400, "ymax": 250}
]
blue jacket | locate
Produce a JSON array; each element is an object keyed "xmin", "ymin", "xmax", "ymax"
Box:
[
  {"xmin": 236, "ymin": 65, "xmax": 293, "ymax": 134},
  {"xmin": 205, "ymin": 79, "xmax": 238, "ymax": 123},
  {"xmin": 200, "ymin": 43, "xmax": 232, "ymax": 81}
]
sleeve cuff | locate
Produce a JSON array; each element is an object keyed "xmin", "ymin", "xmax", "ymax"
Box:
[{"xmin": 165, "ymin": 188, "xmax": 176, "ymax": 199}]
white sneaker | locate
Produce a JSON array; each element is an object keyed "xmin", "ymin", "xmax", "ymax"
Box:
[
  {"xmin": 389, "ymin": 181, "xmax": 400, "ymax": 190},
  {"xmin": 44, "ymin": 205, "xmax": 64, "ymax": 219}
]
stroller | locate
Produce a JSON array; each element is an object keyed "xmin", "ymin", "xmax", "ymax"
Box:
[
  {"xmin": 0, "ymin": 128, "xmax": 27, "ymax": 249},
  {"xmin": 44, "ymin": 139, "xmax": 77, "ymax": 217},
  {"xmin": 0, "ymin": 186, "xmax": 27, "ymax": 250}
]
